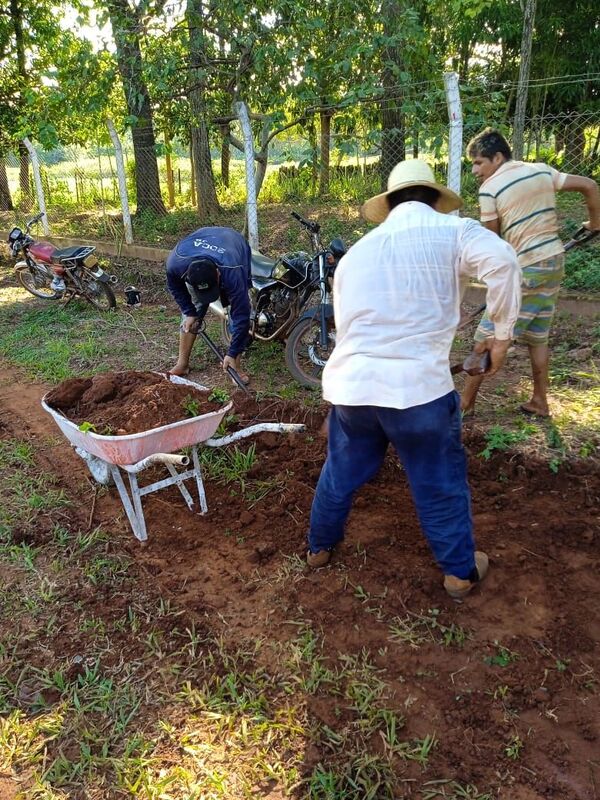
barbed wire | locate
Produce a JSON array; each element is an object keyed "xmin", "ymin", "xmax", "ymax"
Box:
[{"xmin": 311, "ymin": 73, "xmax": 600, "ymax": 115}]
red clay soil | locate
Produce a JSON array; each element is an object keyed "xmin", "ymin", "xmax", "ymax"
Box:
[
  {"xmin": 46, "ymin": 370, "xmax": 225, "ymax": 434},
  {"xmin": 3, "ymin": 367, "xmax": 600, "ymax": 798}
]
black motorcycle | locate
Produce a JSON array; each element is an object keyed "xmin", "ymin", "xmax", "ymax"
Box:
[
  {"xmin": 7, "ymin": 212, "xmax": 118, "ymax": 311},
  {"xmin": 212, "ymin": 211, "xmax": 346, "ymax": 387}
]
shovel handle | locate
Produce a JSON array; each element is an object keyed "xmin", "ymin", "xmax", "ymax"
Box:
[{"xmin": 198, "ymin": 329, "xmax": 250, "ymax": 395}]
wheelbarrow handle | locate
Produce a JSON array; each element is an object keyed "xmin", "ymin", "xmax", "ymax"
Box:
[{"xmin": 198, "ymin": 328, "xmax": 250, "ymax": 394}]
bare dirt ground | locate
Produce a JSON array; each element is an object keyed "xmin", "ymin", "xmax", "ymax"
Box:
[{"xmin": 1, "ymin": 363, "xmax": 599, "ymax": 798}]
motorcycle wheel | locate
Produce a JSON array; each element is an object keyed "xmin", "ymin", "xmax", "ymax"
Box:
[
  {"xmin": 220, "ymin": 316, "xmax": 232, "ymax": 347},
  {"xmin": 18, "ymin": 268, "xmax": 58, "ymax": 299},
  {"xmin": 80, "ymin": 277, "xmax": 116, "ymax": 311},
  {"xmin": 285, "ymin": 316, "xmax": 335, "ymax": 388}
]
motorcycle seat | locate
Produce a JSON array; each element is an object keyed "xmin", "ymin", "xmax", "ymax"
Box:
[
  {"xmin": 54, "ymin": 245, "xmax": 95, "ymax": 262},
  {"xmin": 251, "ymin": 251, "xmax": 276, "ymax": 279}
]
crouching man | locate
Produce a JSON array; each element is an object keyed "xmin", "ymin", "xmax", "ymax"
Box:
[{"xmin": 166, "ymin": 226, "xmax": 252, "ymax": 383}]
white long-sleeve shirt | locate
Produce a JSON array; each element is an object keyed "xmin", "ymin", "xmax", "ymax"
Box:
[{"xmin": 322, "ymin": 201, "xmax": 521, "ymax": 410}]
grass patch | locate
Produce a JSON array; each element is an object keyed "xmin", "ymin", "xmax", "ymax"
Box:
[{"xmin": 0, "ymin": 287, "xmax": 183, "ymax": 381}]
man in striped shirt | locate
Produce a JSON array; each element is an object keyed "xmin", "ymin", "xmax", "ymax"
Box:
[{"xmin": 462, "ymin": 128, "xmax": 600, "ymax": 417}]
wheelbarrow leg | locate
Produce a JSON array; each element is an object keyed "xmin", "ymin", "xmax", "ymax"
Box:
[
  {"xmin": 127, "ymin": 472, "xmax": 148, "ymax": 542},
  {"xmin": 109, "ymin": 465, "xmax": 148, "ymax": 542},
  {"xmin": 165, "ymin": 462, "xmax": 195, "ymax": 510},
  {"xmin": 192, "ymin": 446, "xmax": 208, "ymax": 514}
]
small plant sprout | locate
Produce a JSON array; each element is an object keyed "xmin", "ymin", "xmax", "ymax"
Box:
[
  {"xmin": 78, "ymin": 421, "xmax": 97, "ymax": 433},
  {"xmin": 208, "ymin": 387, "xmax": 230, "ymax": 404},
  {"xmin": 504, "ymin": 734, "xmax": 524, "ymax": 760},
  {"xmin": 181, "ymin": 395, "xmax": 201, "ymax": 417},
  {"xmin": 484, "ymin": 642, "xmax": 519, "ymax": 667}
]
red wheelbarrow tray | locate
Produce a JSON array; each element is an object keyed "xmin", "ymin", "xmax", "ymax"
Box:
[{"xmin": 41, "ymin": 373, "xmax": 233, "ymax": 467}]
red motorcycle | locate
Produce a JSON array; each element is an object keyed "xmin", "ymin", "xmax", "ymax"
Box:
[{"xmin": 7, "ymin": 212, "xmax": 118, "ymax": 311}]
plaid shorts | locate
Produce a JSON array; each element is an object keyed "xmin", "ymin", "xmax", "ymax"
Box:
[{"xmin": 475, "ymin": 253, "xmax": 565, "ymax": 346}]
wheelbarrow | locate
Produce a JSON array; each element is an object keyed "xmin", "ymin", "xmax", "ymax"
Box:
[{"xmin": 41, "ymin": 373, "xmax": 305, "ymax": 542}]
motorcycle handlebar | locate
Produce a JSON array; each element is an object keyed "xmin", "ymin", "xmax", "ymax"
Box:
[
  {"xmin": 291, "ymin": 211, "xmax": 320, "ymax": 234},
  {"xmin": 26, "ymin": 212, "xmax": 45, "ymax": 230}
]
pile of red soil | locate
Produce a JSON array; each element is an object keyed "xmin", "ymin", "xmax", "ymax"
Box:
[{"xmin": 46, "ymin": 371, "xmax": 226, "ymax": 435}]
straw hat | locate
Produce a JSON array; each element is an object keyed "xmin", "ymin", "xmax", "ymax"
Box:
[{"xmin": 361, "ymin": 159, "xmax": 463, "ymax": 223}]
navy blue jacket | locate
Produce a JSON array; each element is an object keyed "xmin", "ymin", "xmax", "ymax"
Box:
[{"xmin": 166, "ymin": 227, "xmax": 252, "ymax": 358}]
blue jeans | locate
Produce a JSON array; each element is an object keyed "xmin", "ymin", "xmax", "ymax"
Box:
[{"xmin": 308, "ymin": 392, "xmax": 475, "ymax": 579}]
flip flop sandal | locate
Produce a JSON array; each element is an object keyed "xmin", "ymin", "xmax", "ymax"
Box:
[{"xmin": 519, "ymin": 405, "xmax": 549, "ymax": 419}]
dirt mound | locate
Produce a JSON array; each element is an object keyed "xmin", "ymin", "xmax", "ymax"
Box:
[{"xmin": 46, "ymin": 370, "xmax": 227, "ymax": 435}]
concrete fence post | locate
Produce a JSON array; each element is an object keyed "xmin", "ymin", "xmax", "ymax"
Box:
[
  {"xmin": 106, "ymin": 119, "xmax": 134, "ymax": 245},
  {"xmin": 235, "ymin": 101, "xmax": 259, "ymax": 250},
  {"xmin": 22, "ymin": 138, "xmax": 49, "ymax": 234},
  {"xmin": 443, "ymin": 72, "xmax": 463, "ymax": 215}
]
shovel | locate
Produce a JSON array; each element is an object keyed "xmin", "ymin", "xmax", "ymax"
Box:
[
  {"xmin": 197, "ymin": 325, "xmax": 251, "ymax": 395},
  {"xmin": 450, "ymin": 350, "xmax": 491, "ymax": 376}
]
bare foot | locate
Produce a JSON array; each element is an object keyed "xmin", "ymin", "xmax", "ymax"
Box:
[{"xmin": 520, "ymin": 402, "xmax": 549, "ymax": 418}]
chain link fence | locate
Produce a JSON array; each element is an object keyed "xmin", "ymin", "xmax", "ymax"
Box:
[{"xmin": 1, "ymin": 89, "xmax": 598, "ymax": 250}]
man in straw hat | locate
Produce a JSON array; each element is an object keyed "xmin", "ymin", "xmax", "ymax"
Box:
[{"xmin": 306, "ymin": 159, "xmax": 521, "ymax": 599}]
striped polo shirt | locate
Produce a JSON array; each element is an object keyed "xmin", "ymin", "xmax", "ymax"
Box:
[{"xmin": 478, "ymin": 160, "xmax": 568, "ymax": 267}]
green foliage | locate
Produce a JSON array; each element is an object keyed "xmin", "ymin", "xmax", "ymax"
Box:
[
  {"xmin": 504, "ymin": 734, "xmax": 524, "ymax": 760},
  {"xmin": 484, "ymin": 643, "xmax": 518, "ymax": 667},
  {"xmin": 181, "ymin": 396, "xmax": 201, "ymax": 417},
  {"xmin": 199, "ymin": 444, "xmax": 257, "ymax": 490},
  {"xmin": 478, "ymin": 425, "xmax": 534, "ymax": 460},
  {"xmin": 77, "ymin": 421, "xmax": 97, "ymax": 433},
  {"xmin": 563, "ymin": 247, "xmax": 600, "ymax": 292},
  {"xmin": 546, "ymin": 423, "xmax": 566, "ymax": 473},
  {"xmin": 208, "ymin": 388, "xmax": 230, "ymax": 404}
]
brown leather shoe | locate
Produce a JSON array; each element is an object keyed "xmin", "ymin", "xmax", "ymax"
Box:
[
  {"xmin": 443, "ymin": 551, "xmax": 489, "ymax": 599},
  {"xmin": 306, "ymin": 549, "xmax": 331, "ymax": 568}
]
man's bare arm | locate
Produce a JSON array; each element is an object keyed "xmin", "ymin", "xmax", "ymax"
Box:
[
  {"xmin": 560, "ymin": 175, "xmax": 600, "ymax": 230},
  {"xmin": 482, "ymin": 218, "xmax": 501, "ymax": 235}
]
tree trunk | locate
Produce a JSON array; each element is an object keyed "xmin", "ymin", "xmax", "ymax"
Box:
[
  {"xmin": 458, "ymin": 34, "xmax": 471, "ymax": 82},
  {"xmin": 220, "ymin": 124, "xmax": 231, "ymax": 188},
  {"xmin": 319, "ymin": 110, "xmax": 332, "ymax": 196},
  {"xmin": 307, "ymin": 121, "xmax": 318, "ymax": 195},
  {"xmin": 513, "ymin": 0, "xmax": 537, "ymax": 160},
  {"xmin": 0, "ymin": 159, "xmax": 14, "ymax": 210},
  {"xmin": 564, "ymin": 118, "xmax": 586, "ymax": 171},
  {"xmin": 10, "ymin": 0, "xmax": 31, "ymax": 208},
  {"xmin": 555, "ymin": 129, "xmax": 565, "ymax": 155},
  {"xmin": 165, "ymin": 131, "xmax": 175, "ymax": 207},
  {"xmin": 253, "ymin": 116, "xmax": 271, "ymax": 199},
  {"xmin": 380, "ymin": 0, "xmax": 405, "ymax": 188},
  {"xmin": 106, "ymin": 0, "xmax": 166, "ymax": 217},
  {"xmin": 186, "ymin": 0, "xmax": 220, "ymax": 219},
  {"xmin": 189, "ymin": 143, "xmax": 197, "ymax": 207}
]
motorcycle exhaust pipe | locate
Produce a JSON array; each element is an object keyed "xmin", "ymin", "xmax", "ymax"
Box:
[{"xmin": 108, "ymin": 274, "xmax": 119, "ymax": 285}]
